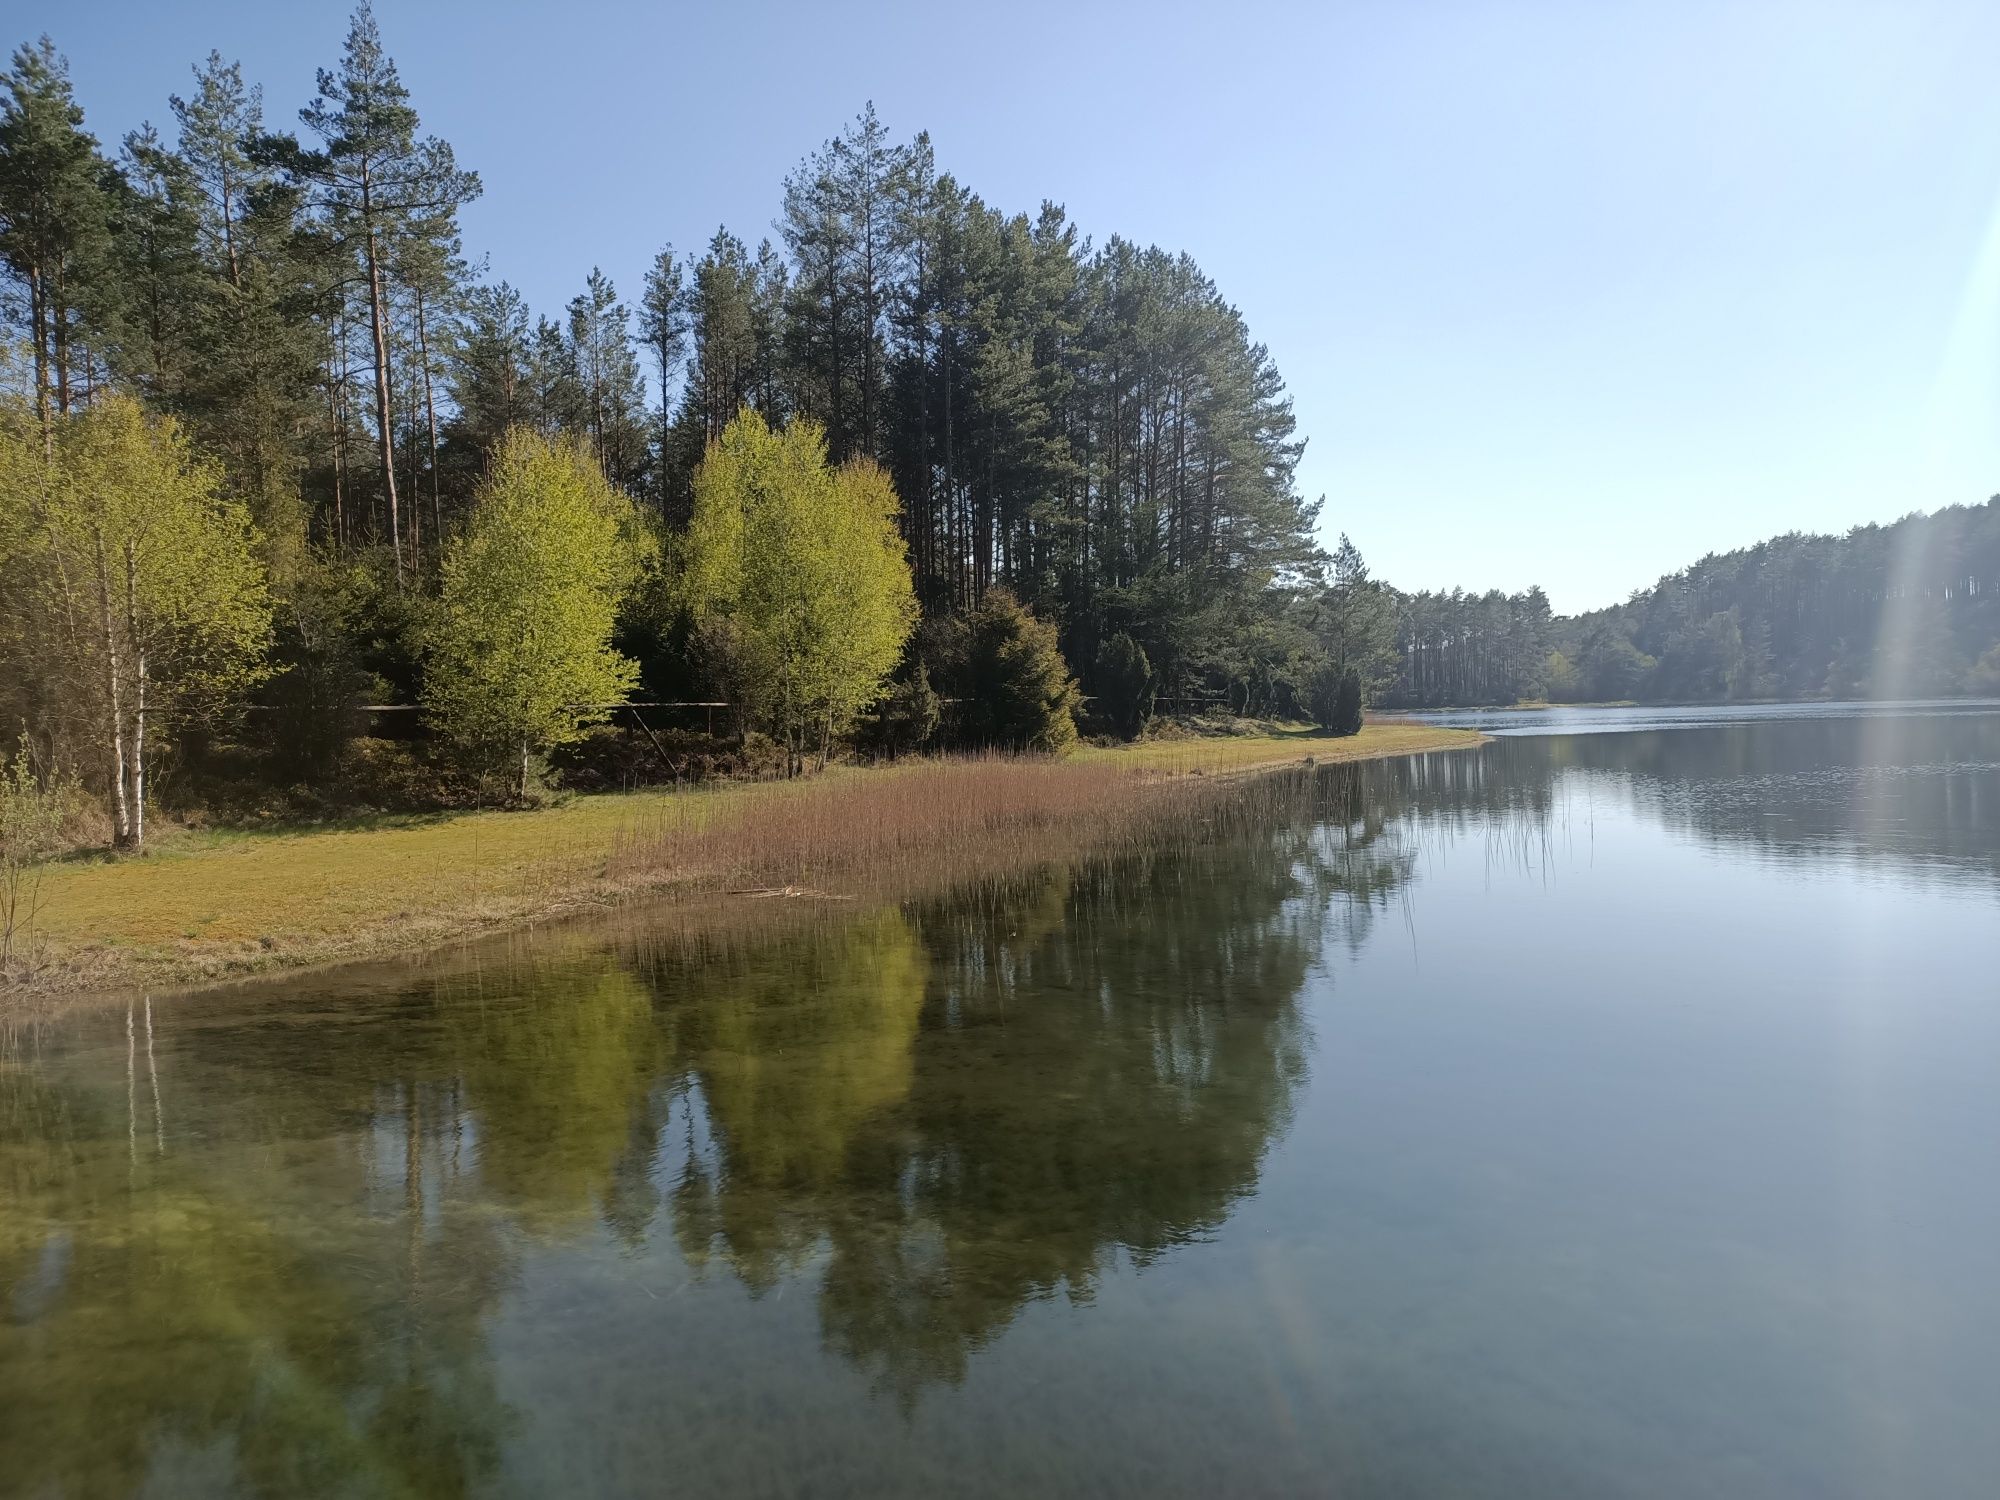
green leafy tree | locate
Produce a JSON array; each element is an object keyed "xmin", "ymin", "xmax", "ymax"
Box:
[
  {"xmin": 423, "ymin": 429, "xmax": 646, "ymax": 800},
  {"xmin": 1094, "ymin": 631, "xmax": 1152, "ymax": 740},
  {"xmin": 1544, "ymin": 648, "xmax": 1580, "ymax": 701},
  {"xmin": 678, "ymin": 409, "xmax": 917, "ymax": 772},
  {"xmin": 1578, "ymin": 626, "xmax": 1655, "ymax": 702},
  {"xmin": 4, "ymin": 396, "xmax": 271, "ymax": 847}
]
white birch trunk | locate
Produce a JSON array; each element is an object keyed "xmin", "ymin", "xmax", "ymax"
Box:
[{"xmin": 94, "ymin": 531, "xmax": 131, "ymax": 846}]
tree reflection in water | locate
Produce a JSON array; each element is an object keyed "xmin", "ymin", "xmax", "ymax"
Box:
[
  {"xmin": 0, "ymin": 755, "xmax": 1440, "ymax": 1488},
  {"xmin": 4, "ymin": 718, "xmax": 1993, "ymax": 1493}
]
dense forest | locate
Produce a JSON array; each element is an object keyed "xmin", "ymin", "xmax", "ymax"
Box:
[
  {"xmin": 1365, "ymin": 502, "xmax": 2000, "ymax": 708},
  {"xmin": 0, "ymin": 9, "xmax": 1327, "ymax": 708},
  {"xmin": 1545, "ymin": 502, "xmax": 2000, "ymax": 704}
]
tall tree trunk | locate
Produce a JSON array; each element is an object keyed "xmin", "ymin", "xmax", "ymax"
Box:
[
  {"xmin": 827, "ymin": 247, "xmax": 842, "ymax": 458},
  {"xmin": 52, "ymin": 259, "xmax": 72, "ymax": 417},
  {"xmin": 221, "ymin": 169, "xmax": 242, "ymax": 290},
  {"xmin": 93, "ymin": 531, "xmax": 131, "ymax": 848},
  {"xmin": 125, "ymin": 541, "xmax": 147, "ymax": 851},
  {"xmin": 406, "ymin": 352, "xmax": 422, "ymax": 563},
  {"xmin": 942, "ymin": 330, "xmax": 956, "ymax": 607},
  {"xmin": 362, "ymin": 209, "xmax": 403, "ymax": 583},
  {"xmin": 330, "ymin": 322, "xmax": 350, "ymax": 550},
  {"xmin": 860, "ymin": 212, "xmax": 876, "ymax": 456},
  {"xmin": 27, "ymin": 265, "xmax": 51, "ymax": 456},
  {"xmin": 417, "ymin": 285, "xmax": 443, "ymax": 543}
]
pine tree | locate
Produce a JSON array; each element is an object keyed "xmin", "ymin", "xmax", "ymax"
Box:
[
  {"xmin": 169, "ymin": 53, "xmax": 259, "ymax": 290},
  {"xmin": 638, "ymin": 244, "xmax": 684, "ymax": 510},
  {"xmin": 565, "ymin": 268, "xmax": 647, "ymax": 492},
  {"xmin": 449, "ymin": 280, "xmax": 531, "ymax": 458},
  {"xmin": 831, "ymin": 102, "xmax": 903, "ymax": 458},
  {"xmin": 109, "ymin": 123, "xmax": 206, "ymax": 410},
  {"xmin": 780, "ymin": 137, "xmax": 851, "ymax": 457},
  {"xmin": 288, "ymin": 2, "xmax": 478, "ymax": 582},
  {"xmin": 681, "ymin": 229, "xmax": 759, "ymax": 443},
  {"xmin": 931, "ymin": 587, "xmax": 1082, "ymax": 753},
  {"xmin": 0, "ymin": 38, "xmax": 116, "ymax": 437},
  {"xmin": 389, "ymin": 191, "xmax": 467, "ymax": 555}
]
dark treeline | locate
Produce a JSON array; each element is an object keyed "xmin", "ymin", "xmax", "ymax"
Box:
[
  {"xmin": 1546, "ymin": 502, "xmax": 2000, "ymax": 704},
  {"xmin": 1382, "ymin": 587, "xmax": 1555, "ymax": 709},
  {"xmin": 0, "ymin": 7, "xmax": 1333, "ymax": 743},
  {"xmin": 1369, "ymin": 503, "xmax": 2000, "ymax": 708}
]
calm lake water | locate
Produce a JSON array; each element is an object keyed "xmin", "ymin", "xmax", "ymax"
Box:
[{"xmin": 4, "ymin": 705, "xmax": 1998, "ymax": 1498}]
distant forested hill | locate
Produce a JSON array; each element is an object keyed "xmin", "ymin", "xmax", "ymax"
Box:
[{"xmin": 1375, "ymin": 500, "xmax": 2000, "ymax": 707}]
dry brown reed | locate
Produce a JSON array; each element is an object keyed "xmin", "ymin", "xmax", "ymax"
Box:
[
  {"xmin": 11, "ymin": 728, "xmax": 1482, "ymax": 1005},
  {"xmin": 604, "ymin": 754, "xmax": 1234, "ymax": 909}
]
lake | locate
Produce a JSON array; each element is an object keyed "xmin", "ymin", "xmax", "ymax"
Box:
[{"xmin": 4, "ymin": 704, "xmax": 1997, "ymax": 1498}]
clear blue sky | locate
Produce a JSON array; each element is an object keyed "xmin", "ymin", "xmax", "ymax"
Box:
[{"xmin": 43, "ymin": 0, "xmax": 2000, "ymax": 612}]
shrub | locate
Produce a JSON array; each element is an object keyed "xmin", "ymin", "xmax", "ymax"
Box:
[
  {"xmin": 1333, "ymin": 667, "xmax": 1365, "ymax": 736},
  {"xmin": 1305, "ymin": 661, "xmax": 1341, "ymax": 730},
  {"xmin": 1094, "ymin": 632, "xmax": 1154, "ymax": 740},
  {"xmin": 264, "ymin": 563, "xmax": 393, "ymax": 781},
  {"xmin": 932, "ymin": 589, "xmax": 1081, "ymax": 754},
  {"xmin": 1, "ymin": 733, "xmax": 79, "ymax": 971},
  {"xmin": 858, "ymin": 664, "xmax": 942, "ymax": 760},
  {"xmin": 1307, "ymin": 662, "xmax": 1365, "ymax": 736}
]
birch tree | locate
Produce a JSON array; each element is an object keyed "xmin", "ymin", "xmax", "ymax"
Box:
[
  {"xmin": 7, "ymin": 397, "xmax": 270, "ymax": 848},
  {"xmin": 423, "ymin": 429, "xmax": 646, "ymax": 801},
  {"xmin": 679, "ymin": 410, "xmax": 916, "ymax": 772}
]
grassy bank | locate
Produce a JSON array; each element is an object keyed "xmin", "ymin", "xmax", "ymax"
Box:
[{"xmin": 7, "ymin": 723, "xmax": 1481, "ymax": 1002}]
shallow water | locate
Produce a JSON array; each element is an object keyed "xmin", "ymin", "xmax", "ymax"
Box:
[{"xmin": 3, "ymin": 707, "xmax": 1998, "ymax": 1498}]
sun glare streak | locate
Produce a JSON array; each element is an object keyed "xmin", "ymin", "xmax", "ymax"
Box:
[
  {"xmin": 1917, "ymin": 179, "xmax": 2000, "ymax": 505},
  {"xmin": 1862, "ymin": 184, "xmax": 2000, "ymax": 710},
  {"xmin": 1827, "ymin": 894, "xmax": 1921, "ymax": 1499}
]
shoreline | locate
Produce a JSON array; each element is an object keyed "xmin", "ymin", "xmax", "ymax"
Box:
[{"xmin": 3, "ymin": 724, "xmax": 1484, "ymax": 1009}]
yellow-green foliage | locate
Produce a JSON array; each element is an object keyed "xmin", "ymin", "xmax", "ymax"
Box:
[
  {"xmin": 424, "ymin": 429, "xmax": 648, "ymax": 790},
  {"xmin": 680, "ymin": 410, "xmax": 916, "ymax": 763},
  {"xmin": 22, "ymin": 397, "xmax": 272, "ymax": 706},
  {"xmin": 1, "ymin": 398, "xmax": 271, "ymax": 845}
]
